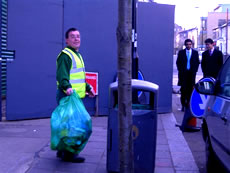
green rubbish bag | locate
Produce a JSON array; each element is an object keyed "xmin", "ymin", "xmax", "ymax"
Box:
[{"xmin": 50, "ymin": 91, "xmax": 92, "ymax": 154}]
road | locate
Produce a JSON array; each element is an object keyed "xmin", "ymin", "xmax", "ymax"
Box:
[{"xmin": 172, "ymin": 55, "xmax": 206, "ymax": 173}]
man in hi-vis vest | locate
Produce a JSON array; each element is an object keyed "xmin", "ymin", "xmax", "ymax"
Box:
[{"xmin": 56, "ymin": 28, "xmax": 95, "ymax": 163}]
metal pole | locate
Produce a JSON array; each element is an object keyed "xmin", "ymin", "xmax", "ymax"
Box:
[
  {"xmin": 132, "ymin": 0, "xmax": 139, "ymax": 103},
  {"xmin": 226, "ymin": 8, "xmax": 228, "ymax": 55},
  {"xmin": 132, "ymin": 0, "xmax": 138, "ymax": 79},
  {"xmin": 95, "ymin": 95, "xmax": 99, "ymax": 117}
]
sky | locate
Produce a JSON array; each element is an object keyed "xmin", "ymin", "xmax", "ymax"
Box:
[{"xmin": 154, "ymin": 0, "xmax": 230, "ymax": 29}]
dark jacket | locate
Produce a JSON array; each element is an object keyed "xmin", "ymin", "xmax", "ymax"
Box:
[
  {"xmin": 201, "ymin": 49, "xmax": 223, "ymax": 79},
  {"xmin": 176, "ymin": 49, "xmax": 200, "ymax": 86}
]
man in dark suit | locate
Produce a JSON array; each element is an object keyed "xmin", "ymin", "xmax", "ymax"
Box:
[
  {"xmin": 201, "ymin": 38, "xmax": 223, "ymax": 79},
  {"xmin": 176, "ymin": 39, "xmax": 200, "ymax": 111}
]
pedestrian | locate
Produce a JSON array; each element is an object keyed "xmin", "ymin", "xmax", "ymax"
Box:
[
  {"xmin": 176, "ymin": 39, "xmax": 200, "ymax": 111},
  {"xmin": 56, "ymin": 27, "xmax": 95, "ymax": 163},
  {"xmin": 201, "ymin": 38, "xmax": 223, "ymax": 79}
]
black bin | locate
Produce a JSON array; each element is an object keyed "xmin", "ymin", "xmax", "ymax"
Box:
[{"xmin": 107, "ymin": 79, "xmax": 159, "ymax": 173}]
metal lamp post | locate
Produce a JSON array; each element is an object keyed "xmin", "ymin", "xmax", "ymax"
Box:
[{"xmin": 132, "ymin": 0, "xmax": 138, "ymax": 80}]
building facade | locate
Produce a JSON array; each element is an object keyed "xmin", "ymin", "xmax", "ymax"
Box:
[
  {"xmin": 213, "ymin": 23, "xmax": 230, "ymax": 55},
  {"xmin": 176, "ymin": 27, "xmax": 198, "ymax": 51},
  {"xmin": 207, "ymin": 12, "xmax": 228, "ymax": 39}
]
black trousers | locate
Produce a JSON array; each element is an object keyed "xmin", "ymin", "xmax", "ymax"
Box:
[{"xmin": 180, "ymin": 70, "xmax": 196, "ymax": 108}]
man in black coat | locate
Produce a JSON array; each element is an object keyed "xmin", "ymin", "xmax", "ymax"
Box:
[
  {"xmin": 201, "ymin": 38, "xmax": 223, "ymax": 79},
  {"xmin": 176, "ymin": 39, "xmax": 200, "ymax": 111}
]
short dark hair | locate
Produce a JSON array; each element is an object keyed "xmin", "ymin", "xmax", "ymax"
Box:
[
  {"xmin": 184, "ymin": 39, "xmax": 192, "ymax": 45},
  {"xmin": 65, "ymin": 28, "xmax": 79, "ymax": 39},
  {"xmin": 205, "ymin": 38, "xmax": 214, "ymax": 44}
]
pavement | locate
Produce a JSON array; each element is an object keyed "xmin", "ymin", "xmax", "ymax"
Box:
[{"xmin": 0, "ymin": 95, "xmax": 200, "ymax": 173}]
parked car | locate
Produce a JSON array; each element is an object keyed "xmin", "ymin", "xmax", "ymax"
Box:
[{"xmin": 195, "ymin": 57, "xmax": 230, "ymax": 172}]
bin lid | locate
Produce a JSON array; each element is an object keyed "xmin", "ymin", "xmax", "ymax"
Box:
[{"xmin": 110, "ymin": 79, "xmax": 159, "ymax": 93}]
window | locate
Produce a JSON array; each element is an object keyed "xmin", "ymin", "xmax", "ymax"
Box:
[{"xmin": 218, "ymin": 58, "xmax": 230, "ymax": 97}]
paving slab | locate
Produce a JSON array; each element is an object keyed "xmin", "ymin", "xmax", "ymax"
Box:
[
  {"xmin": 160, "ymin": 113, "xmax": 199, "ymax": 172},
  {"xmin": 0, "ymin": 112, "xmax": 199, "ymax": 173}
]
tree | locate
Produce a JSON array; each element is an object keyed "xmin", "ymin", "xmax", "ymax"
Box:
[{"xmin": 117, "ymin": 0, "xmax": 134, "ymax": 172}]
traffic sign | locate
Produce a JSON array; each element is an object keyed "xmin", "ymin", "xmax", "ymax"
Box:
[
  {"xmin": 85, "ymin": 72, "xmax": 98, "ymax": 95},
  {"xmin": 190, "ymin": 77, "xmax": 216, "ymax": 117},
  {"xmin": 190, "ymin": 89, "xmax": 209, "ymax": 117}
]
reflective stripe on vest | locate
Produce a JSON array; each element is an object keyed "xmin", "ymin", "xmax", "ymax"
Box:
[
  {"xmin": 70, "ymin": 67, "xmax": 84, "ymax": 73},
  {"xmin": 69, "ymin": 79, "xmax": 85, "ymax": 84},
  {"xmin": 58, "ymin": 48, "xmax": 86, "ymax": 98}
]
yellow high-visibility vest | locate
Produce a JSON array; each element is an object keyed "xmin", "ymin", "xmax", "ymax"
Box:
[{"xmin": 57, "ymin": 47, "xmax": 86, "ymax": 98}]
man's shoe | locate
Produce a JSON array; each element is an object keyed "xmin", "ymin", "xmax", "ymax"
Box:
[
  {"xmin": 56, "ymin": 151, "xmax": 63, "ymax": 158},
  {"xmin": 71, "ymin": 155, "xmax": 85, "ymax": 163},
  {"xmin": 61, "ymin": 151, "xmax": 85, "ymax": 163},
  {"xmin": 62, "ymin": 155, "xmax": 85, "ymax": 163}
]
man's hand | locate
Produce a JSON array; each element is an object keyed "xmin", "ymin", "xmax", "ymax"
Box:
[
  {"xmin": 66, "ymin": 88, "xmax": 73, "ymax": 96},
  {"xmin": 88, "ymin": 88, "xmax": 95, "ymax": 98}
]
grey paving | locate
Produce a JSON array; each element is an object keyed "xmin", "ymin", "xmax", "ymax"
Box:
[
  {"xmin": 0, "ymin": 110, "xmax": 199, "ymax": 173},
  {"xmin": 161, "ymin": 113, "xmax": 199, "ymax": 172}
]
